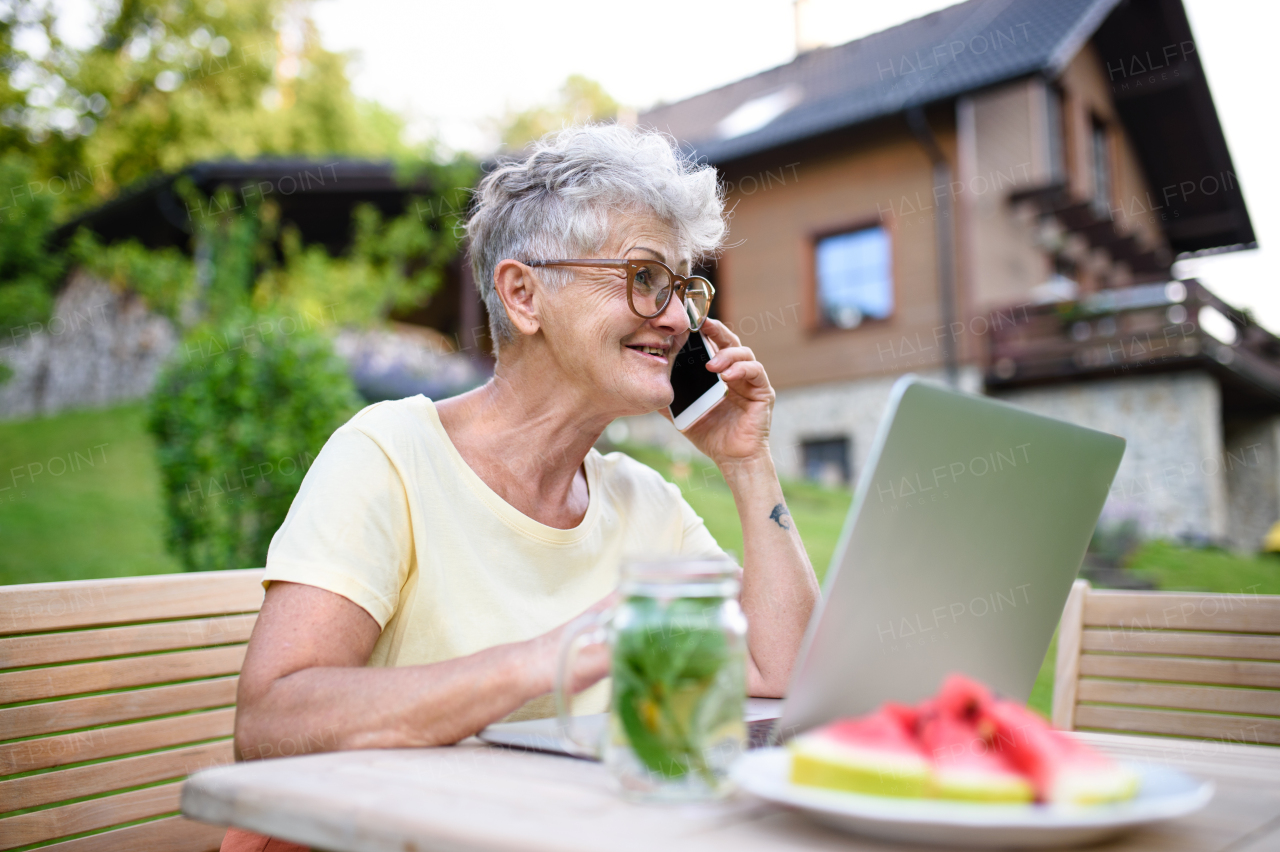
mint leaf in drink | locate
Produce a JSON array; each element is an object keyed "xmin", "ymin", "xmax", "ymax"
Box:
[{"xmin": 612, "ymin": 597, "xmax": 741, "ymax": 781}]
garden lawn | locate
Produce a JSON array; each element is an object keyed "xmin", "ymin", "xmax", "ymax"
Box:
[
  {"xmin": 0, "ymin": 404, "xmax": 181, "ymax": 585},
  {"xmin": 1127, "ymin": 540, "xmax": 1280, "ymax": 594},
  {"xmin": 613, "ymin": 441, "xmax": 852, "ymax": 580}
]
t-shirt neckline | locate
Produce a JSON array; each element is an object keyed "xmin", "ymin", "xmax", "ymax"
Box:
[{"xmin": 418, "ymin": 396, "xmax": 602, "ymax": 545}]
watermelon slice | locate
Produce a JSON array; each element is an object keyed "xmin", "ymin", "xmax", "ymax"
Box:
[
  {"xmin": 981, "ymin": 698, "xmax": 1140, "ymax": 805},
  {"xmin": 789, "ymin": 705, "xmax": 932, "ymax": 798},
  {"xmin": 917, "ymin": 704, "xmax": 1034, "ymax": 803}
]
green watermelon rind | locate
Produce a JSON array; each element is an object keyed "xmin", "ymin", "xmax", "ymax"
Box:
[
  {"xmin": 789, "ymin": 735, "xmax": 932, "ymax": 799},
  {"xmin": 788, "ymin": 731, "xmax": 1137, "ymax": 805},
  {"xmin": 930, "ymin": 767, "xmax": 1035, "ymax": 803},
  {"xmin": 1046, "ymin": 764, "xmax": 1142, "ymax": 805}
]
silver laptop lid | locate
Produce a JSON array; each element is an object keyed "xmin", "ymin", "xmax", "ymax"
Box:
[{"xmin": 775, "ymin": 376, "xmax": 1125, "ymax": 740}]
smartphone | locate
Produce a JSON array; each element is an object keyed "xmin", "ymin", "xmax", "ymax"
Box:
[{"xmin": 669, "ymin": 331, "xmax": 727, "ymax": 431}]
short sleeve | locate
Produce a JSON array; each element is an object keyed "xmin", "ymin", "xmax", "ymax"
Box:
[
  {"xmin": 667, "ymin": 482, "xmax": 727, "ymax": 560},
  {"xmin": 264, "ymin": 425, "xmax": 413, "ymax": 628}
]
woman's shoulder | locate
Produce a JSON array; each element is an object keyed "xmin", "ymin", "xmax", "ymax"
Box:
[{"xmin": 340, "ymin": 395, "xmax": 438, "ymax": 447}]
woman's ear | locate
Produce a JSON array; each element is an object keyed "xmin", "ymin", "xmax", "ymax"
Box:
[{"xmin": 493, "ymin": 259, "xmax": 541, "ymax": 337}]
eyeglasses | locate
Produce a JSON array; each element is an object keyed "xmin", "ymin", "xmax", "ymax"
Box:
[{"xmin": 526, "ymin": 259, "xmax": 716, "ymax": 331}]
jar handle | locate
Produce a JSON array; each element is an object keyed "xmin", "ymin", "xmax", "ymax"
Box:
[{"xmin": 554, "ymin": 609, "xmax": 609, "ymax": 758}]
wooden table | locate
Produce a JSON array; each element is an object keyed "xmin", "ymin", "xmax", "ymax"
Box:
[{"xmin": 182, "ymin": 730, "xmax": 1280, "ymax": 852}]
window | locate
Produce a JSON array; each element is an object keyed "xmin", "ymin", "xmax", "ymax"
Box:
[
  {"xmin": 1091, "ymin": 118, "xmax": 1112, "ymax": 219},
  {"xmin": 1045, "ymin": 85, "xmax": 1066, "ymax": 184},
  {"xmin": 815, "ymin": 226, "xmax": 892, "ymax": 329},
  {"xmin": 802, "ymin": 437, "xmax": 852, "ymax": 487}
]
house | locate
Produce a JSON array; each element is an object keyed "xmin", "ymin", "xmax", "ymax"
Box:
[{"xmin": 640, "ymin": 0, "xmax": 1273, "ymax": 548}]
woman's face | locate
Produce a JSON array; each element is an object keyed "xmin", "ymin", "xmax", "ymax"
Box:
[{"xmin": 536, "ymin": 210, "xmax": 694, "ymax": 417}]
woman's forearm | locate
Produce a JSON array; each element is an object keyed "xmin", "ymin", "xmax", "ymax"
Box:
[
  {"xmin": 721, "ymin": 453, "xmax": 821, "ymax": 697},
  {"xmin": 235, "ymin": 641, "xmax": 543, "ymax": 759}
]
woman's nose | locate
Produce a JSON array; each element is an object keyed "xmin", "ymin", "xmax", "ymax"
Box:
[{"xmin": 651, "ymin": 288, "xmax": 691, "ymax": 333}]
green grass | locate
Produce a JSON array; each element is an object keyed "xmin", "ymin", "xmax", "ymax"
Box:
[
  {"xmin": 1127, "ymin": 540, "xmax": 1280, "ymax": 595},
  {"xmin": 0, "ymin": 404, "xmax": 181, "ymax": 585},
  {"xmin": 613, "ymin": 441, "xmax": 853, "ymax": 579}
]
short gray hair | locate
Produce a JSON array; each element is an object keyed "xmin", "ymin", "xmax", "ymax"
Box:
[{"xmin": 466, "ymin": 124, "xmax": 726, "ymax": 350}]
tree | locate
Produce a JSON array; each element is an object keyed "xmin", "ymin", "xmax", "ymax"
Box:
[
  {"xmin": 499, "ymin": 74, "xmax": 620, "ymax": 149},
  {"xmin": 1, "ymin": 0, "xmax": 413, "ymax": 214}
]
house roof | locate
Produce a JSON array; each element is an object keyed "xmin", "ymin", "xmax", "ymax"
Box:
[
  {"xmin": 641, "ymin": 0, "xmax": 1254, "ymax": 256},
  {"xmin": 54, "ymin": 159, "xmax": 430, "ymax": 255},
  {"xmin": 641, "ymin": 0, "xmax": 1119, "ymax": 165}
]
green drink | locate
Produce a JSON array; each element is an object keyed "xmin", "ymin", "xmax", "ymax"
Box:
[{"xmin": 556, "ymin": 558, "xmax": 747, "ymax": 801}]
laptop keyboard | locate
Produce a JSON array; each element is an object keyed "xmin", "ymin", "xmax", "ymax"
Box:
[{"xmin": 747, "ymin": 717, "xmax": 776, "ymax": 749}]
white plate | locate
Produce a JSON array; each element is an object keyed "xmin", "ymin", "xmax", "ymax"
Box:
[{"xmin": 730, "ymin": 748, "xmax": 1214, "ymax": 849}]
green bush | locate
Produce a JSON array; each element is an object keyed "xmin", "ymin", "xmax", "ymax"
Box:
[{"xmin": 149, "ymin": 311, "xmax": 362, "ymax": 572}]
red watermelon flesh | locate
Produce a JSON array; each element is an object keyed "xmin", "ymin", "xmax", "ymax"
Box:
[
  {"xmin": 934, "ymin": 672, "xmax": 994, "ymax": 720},
  {"xmin": 917, "ymin": 704, "xmax": 1034, "ymax": 803},
  {"xmin": 790, "ymin": 707, "xmax": 932, "ymax": 798},
  {"xmin": 981, "ymin": 698, "xmax": 1139, "ymax": 804}
]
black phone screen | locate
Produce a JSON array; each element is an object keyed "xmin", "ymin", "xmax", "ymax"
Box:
[{"xmin": 670, "ymin": 333, "xmax": 720, "ymax": 417}]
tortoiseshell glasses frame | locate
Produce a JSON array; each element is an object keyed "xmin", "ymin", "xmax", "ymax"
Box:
[{"xmin": 526, "ymin": 258, "xmax": 716, "ymax": 331}]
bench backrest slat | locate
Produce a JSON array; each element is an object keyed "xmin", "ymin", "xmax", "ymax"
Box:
[
  {"xmin": 3, "ymin": 645, "xmax": 249, "ymax": 704},
  {"xmin": 1, "ymin": 741, "xmax": 234, "ymax": 812},
  {"xmin": 0, "ymin": 707, "xmax": 237, "ymax": 775},
  {"xmin": 1053, "ymin": 579, "xmax": 1280, "ymax": 746},
  {"xmin": 0, "ymin": 614, "xmax": 257, "ymax": 668},
  {"xmin": 3, "ymin": 780, "xmax": 184, "ymax": 850},
  {"xmin": 0, "ymin": 677, "xmax": 239, "ymax": 740},
  {"xmin": 38, "ymin": 814, "xmax": 228, "ymax": 852},
  {"xmin": 0, "ymin": 569, "xmax": 265, "ymax": 635},
  {"xmin": 0, "ymin": 570, "xmax": 264, "ymax": 852},
  {"xmin": 1082, "ymin": 588, "xmax": 1280, "ymax": 633}
]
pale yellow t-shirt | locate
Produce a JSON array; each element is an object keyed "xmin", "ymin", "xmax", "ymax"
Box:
[{"xmin": 263, "ymin": 395, "xmax": 724, "ymax": 719}]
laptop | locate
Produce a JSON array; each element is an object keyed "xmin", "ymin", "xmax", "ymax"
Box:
[{"xmin": 480, "ymin": 375, "xmax": 1125, "ymax": 755}]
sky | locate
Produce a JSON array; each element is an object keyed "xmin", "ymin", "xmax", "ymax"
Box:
[
  {"xmin": 309, "ymin": 0, "xmax": 1277, "ymax": 330},
  {"xmin": 49, "ymin": 0, "xmax": 1280, "ymax": 330}
]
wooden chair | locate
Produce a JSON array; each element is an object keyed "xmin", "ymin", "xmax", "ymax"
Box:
[
  {"xmin": 0, "ymin": 569, "xmax": 264, "ymax": 851},
  {"xmin": 1052, "ymin": 579, "xmax": 1280, "ymax": 745}
]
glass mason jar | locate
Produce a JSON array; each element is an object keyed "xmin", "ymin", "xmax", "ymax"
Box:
[{"xmin": 555, "ymin": 557, "xmax": 748, "ymax": 802}]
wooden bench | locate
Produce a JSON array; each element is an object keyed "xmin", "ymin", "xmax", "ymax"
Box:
[
  {"xmin": 1052, "ymin": 579, "xmax": 1280, "ymax": 745},
  {"xmin": 0, "ymin": 570, "xmax": 264, "ymax": 851}
]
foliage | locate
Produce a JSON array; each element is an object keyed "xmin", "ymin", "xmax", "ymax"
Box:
[
  {"xmin": 138, "ymin": 159, "xmax": 471, "ymax": 572},
  {"xmin": 70, "ymin": 229, "xmax": 196, "ymax": 320},
  {"xmin": 0, "ymin": 154, "xmax": 63, "ymax": 334},
  {"xmin": 2, "ymin": 0, "xmax": 413, "ymax": 215},
  {"xmin": 148, "ymin": 310, "xmax": 361, "ymax": 572},
  {"xmin": 256, "ymin": 205, "xmax": 466, "ymax": 328},
  {"xmin": 499, "ymin": 74, "xmax": 620, "ymax": 149}
]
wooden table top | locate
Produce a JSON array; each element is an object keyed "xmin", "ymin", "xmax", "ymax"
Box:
[{"xmin": 182, "ymin": 730, "xmax": 1280, "ymax": 852}]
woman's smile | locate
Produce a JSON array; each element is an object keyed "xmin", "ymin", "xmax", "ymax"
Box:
[{"xmin": 624, "ymin": 341, "xmax": 671, "ymax": 365}]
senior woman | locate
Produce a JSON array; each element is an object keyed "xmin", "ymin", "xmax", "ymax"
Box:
[{"xmin": 223, "ymin": 124, "xmax": 819, "ymax": 851}]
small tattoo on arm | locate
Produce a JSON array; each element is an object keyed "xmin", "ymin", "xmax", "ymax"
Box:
[{"xmin": 769, "ymin": 503, "xmax": 792, "ymax": 530}]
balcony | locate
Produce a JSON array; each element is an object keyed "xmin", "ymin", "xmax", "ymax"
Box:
[
  {"xmin": 985, "ymin": 280, "xmax": 1280, "ymax": 415},
  {"xmin": 1010, "ymin": 183, "xmax": 1172, "ymax": 278}
]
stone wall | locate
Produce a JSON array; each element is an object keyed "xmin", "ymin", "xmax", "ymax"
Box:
[
  {"xmin": 0, "ymin": 272, "xmax": 177, "ymax": 421},
  {"xmin": 994, "ymin": 372, "xmax": 1230, "ymax": 543},
  {"xmin": 1222, "ymin": 416, "xmax": 1280, "ymax": 551},
  {"xmin": 761, "ymin": 369, "xmax": 1254, "ymax": 546}
]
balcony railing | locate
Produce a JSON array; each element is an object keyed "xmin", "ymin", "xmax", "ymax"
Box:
[{"xmin": 985, "ymin": 280, "xmax": 1280, "ymax": 411}]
